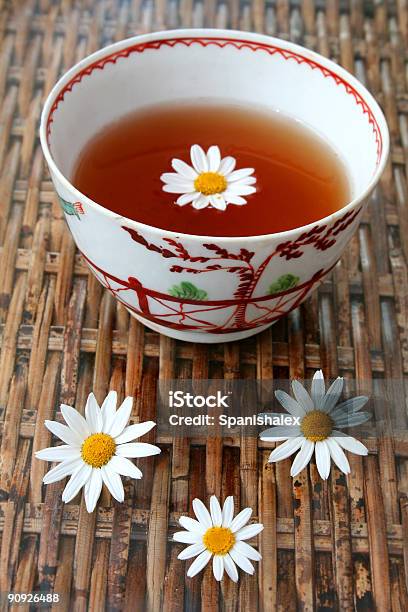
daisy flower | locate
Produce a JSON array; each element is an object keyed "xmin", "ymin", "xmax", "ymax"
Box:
[
  {"xmin": 35, "ymin": 391, "xmax": 161, "ymax": 512},
  {"xmin": 174, "ymin": 495, "xmax": 263, "ymax": 582},
  {"xmin": 260, "ymin": 370, "xmax": 371, "ymax": 479},
  {"xmin": 160, "ymin": 144, "xmax": 256, "ymax": 211}
]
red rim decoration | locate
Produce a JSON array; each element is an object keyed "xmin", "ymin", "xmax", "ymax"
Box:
[{"xmin": 46, "ymin": 36, "xmax": 383, "ymax": 164}]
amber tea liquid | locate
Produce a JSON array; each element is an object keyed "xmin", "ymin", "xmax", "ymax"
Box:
[{"xmin": 72, "ymin": 101, "xmax": 350, "ymax": 237}]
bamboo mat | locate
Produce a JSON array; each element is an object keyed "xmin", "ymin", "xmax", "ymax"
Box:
[{"xmin": 0, "ymin": 0, "xmax": 408, "ymax": 610}]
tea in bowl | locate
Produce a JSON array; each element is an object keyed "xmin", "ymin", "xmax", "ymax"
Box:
[{"xmin": 40, "ymin": 29, "xmax": 389, "ymax": 343}]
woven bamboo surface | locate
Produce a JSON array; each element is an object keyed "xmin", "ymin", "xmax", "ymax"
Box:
[{"xmin": 1, "ymin": 0, "xmax": 408, "ymax": 610}]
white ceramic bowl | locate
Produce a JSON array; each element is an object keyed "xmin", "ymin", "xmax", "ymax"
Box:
[{"xmin": 40, "ymin": 29, "xmax": 389, "ymax": 343}]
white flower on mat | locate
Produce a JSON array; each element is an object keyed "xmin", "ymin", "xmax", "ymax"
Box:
[
  {"xmin": 260, "ymin": 370, "xmax": 371, "ymax": 479},
  {"xmin": 35, "ymin": 391, "xmax": 160, "ymax": 512},
  {"xmin": 161, "ymin": 144, "xmax": 256, "ymax": 211},
  {"xmin": 174, "ymin": 495, "xmax": 263, "ymax": 582}
]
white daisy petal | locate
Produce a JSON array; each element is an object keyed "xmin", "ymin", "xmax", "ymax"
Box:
[
  {"xmin": 224, "ymin": 194, "xmax": 247, "ymax": 206},
  {"xmin": 163, "ymin": 183, "xmax": 194, "ymax": 194},
  {"xmin": 229, "ymin": 548, "xmax": 254, "ymax": 575},
  {"xmin": 171, "ymin": 158, "xmax": 198, "ymax": 179},
  {"xmin": 223, "ymin": 554, "xmax": 239, "ymax": 582},
  {"xmin": 60, "ymin": 404, "xmax": 90, "ymax": 438},
  {"xmin": 238, "ymin": 176, "xmax": 257, "ymax": 186},
  {"xmin": 330, "ymin": 429, "xmax": 348, "ymax": 437},
  {"xmin": 274, "ymin": 390, "xmax": 306, "ymax": 417},
  {"xmin": 62, "ymin": 463, "xmax": 92, "ymax": 503},
  {"xmin": 84, "ymin": 468, "xmax": 103, "ymax": 513},
  {"xmin": 210, "ymin": 496, "xmax": 223, "ymax": 526},
  {"xmin": 101, "ymin": 464, "xmax": 124, "ymax": 502},
  {"xmin": 42, "ymin": 458, "xmax": 82, "ymax": 484},
  {"xmin": 115, "ymin": 442, "xmax": 161, "ymax": 458},
  {"xmin": 230, "ymin": 507, "xmax": 252, "ymax": 533},
  {"xmin": 193, "ymin": 194, "xmax": 210, "ymax": 209},
  {"xmin": 291, "ymin": 380, "xmax": 314, "ymax": 413},
  {"xmin": 334, "ymin": 412, "xmax": 371, "ymax": 428},
  {"xmin": 326, "ymin": 438, "xmax": 350, "ymax": 474},
  {"xmin": 108, "ymin": 455, "xmax": 143, "ymax": 479},
  {"xmin": 260, "ymin": 425, "xmax": 301, "ymax": 440},
  {"xmin": 219, "ymin": 156, "xmax": 236, "ymax": 175},
  {"xmin": 190, "ymin": 145, "xmax": 208, "ymax": 173},
  {"xmin": 334, "ymin": 396, "xmax": 369, "ymax": 413},
  {"xmin": 179, "ymin": 516, "xmax": 206, "ymax": 534},
  {"xmin": 161, "ymin": 172, "xmax": 192, "ymax": 184},
  {"xmin": 187, "ymin": 550, "xmax": 212, "ymax": 578},
  {"xmin": 114, "ymin": 421, "xmax": 156, "ymax": 444},
  {"xmin": 315, "ymin": 441, "xmax": 331, "ymax": 480},
  {"xmin": 222, "ymin": 496, "xmax": 234, "ymax": 528},
  {"xmin": 192, "ymin": 498, "xmax": 212, "ymax": 529},
  {"xmin": 227, "ymin": 168, "xmax": 254, "ymax": 182},
  {"xmin": 173, "ymin": 531, "xmax": 202, "ymax": 544},
  {"xmin": 226, "ymin": 184, "xmax": 256, "ymax": 196},
  {"xmin": 207, "ymin": 145, "xmax": 221, "ymax": 172},
  {"xmin": 290, "ymin": 439, "xmax": 314, "ymax": 477},
  {"xmin": 209, "ymin": 195, "xmax": 227, "ymax": 210},
  {"xmin": 35, "ymin": 445, "xmax": 81, "ymax": 462},
  {"xmin": 85, "ymin": 393, "xmax": 103, "ymax": 433},
  {"xmin": 329, "ymin": 406, "xmax": 353, "ymax": 422},
  {"xmin": 101, "ymin": 390, "xmax": 117, "ymax": 433},
  {"xmin": 268, "ymin": 437, "xmax": 304, "ymax": 462},
  {"xmin": 332, "ymin": 435, "xmax": 368, "ymax": 456},
  {"xmin": 235, "ymin": 523, "xmax": 264, "ymax": 541},
  {"xmin": 311, "ymin": 370, "xmax": 325, "ymax": 410},
  {"xmin": 176, "ymin": 192, "xmax": 199, "ymax": 206},
  {"xmin": 213, "ymin": 555, "xmax": 224, "ymax": 581},
  {"xmin": 177, "ymin": 543, "xmax": 206, "ymax": 560},
  {"xmin": 233, "ymin": 540, "xmax": 262, "ymax": 561},
  {"xmin": 322, "ymin": 377, "xmax": 344, "ymax": 413},
  {"xmin": 107, "ymin": 397, "xmax": 133, "ymax": 438},
  {"xmin": 330, "ymin": 396, "xmax": 368, "ymax": 421},
  {"xmin": 44, "ymin": 420, "xmax": 83, "ymax": 446}
]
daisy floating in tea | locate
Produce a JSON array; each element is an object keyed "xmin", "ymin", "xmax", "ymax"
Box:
[
  {"xmin": 260, "ymin": 370, "xmax": 371, "ymax": 479},
  {"xmin": 72, "ymin": 104, "xmax": 350, "ymax": 236},
  {"xmin": 161, "ymin": 144, "xmax": 256, "ymax": 210},
  {"xmin": 36, "ymin": 391, "xmax": 160, "ymax": 512}
]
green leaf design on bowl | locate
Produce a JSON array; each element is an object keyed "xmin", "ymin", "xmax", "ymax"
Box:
[
  {"xmin": 169, "ymin": 282, "xmax": 208, "ymax": 300},
  {"xmin": 58, "ymin": 196, "xmax": 81, "ymax": 219},
  {"xmin": 268, "ymin": 273, "xmax": 300, "ymax": 295}
]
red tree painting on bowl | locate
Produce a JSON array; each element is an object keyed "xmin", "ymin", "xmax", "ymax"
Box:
[{"xmin": 80, "ymin": 208, "xmax": 358, "ymax": 335}]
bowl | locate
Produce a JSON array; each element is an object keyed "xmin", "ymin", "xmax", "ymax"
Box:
[{"xmin": 40, "ymin": 29, "xmax": 389, "ymax": 343}]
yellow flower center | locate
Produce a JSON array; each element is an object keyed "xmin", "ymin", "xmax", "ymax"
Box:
[
  {"xmin": 194, "ymin": 172, "xmax": 227, "ymax": 195},
  {"xmin": 301, "ymin": 410, "xmax": 333, "ymax": 442},
  {"xmin": 81, "ymin": 433, "xmax": 116, "ymax": 468},
  {"xmin": 203, "ymin": 527, "xmax": 235, "ymax": 555}
]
